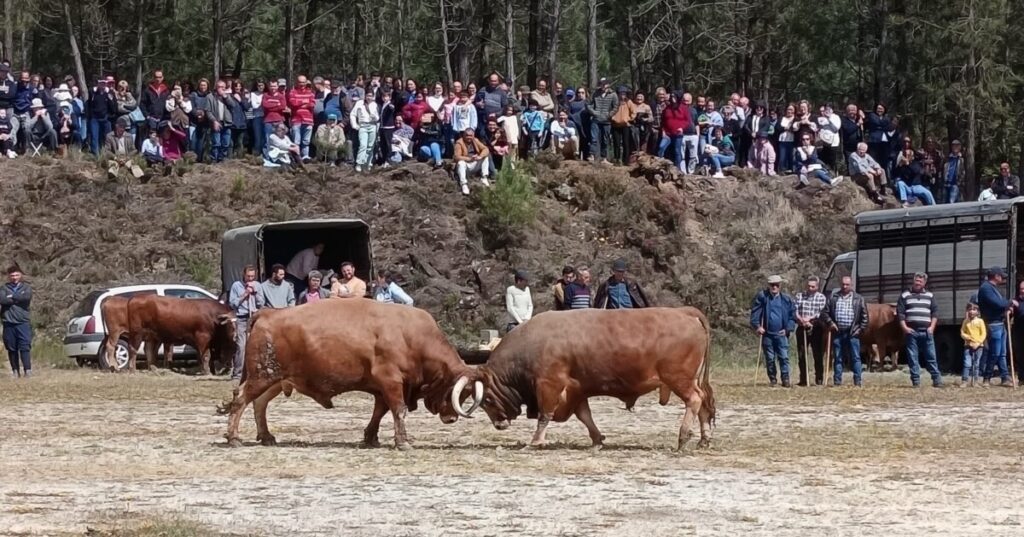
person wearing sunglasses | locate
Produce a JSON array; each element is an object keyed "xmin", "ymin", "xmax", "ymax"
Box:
[{"xmin": 795, "ymin": 132, "xmax": 842, "ymax": 188}]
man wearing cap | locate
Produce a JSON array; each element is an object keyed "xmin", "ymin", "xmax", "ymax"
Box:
[
  {"xmin": 103, "ymin": 117, "xmax": 143, "ymax": 178},
  {"xmin": 977, "ymin": 267, "xmax": 1018, "ymax": 386},
  {"xmin": 897, "ymin": 272, "xmax": 943, "ymax": 387},
  {"xmin": 315, "ymin": 112, "xmax": 346, "ymax": 164},
  {"xmin": 750, "ymin": 275, "xmax": 797, "ymax": 387},
  {"xmin": 943, "ymin": 140, "xmax": 964, "ymax": 203},
  {"xmin": 505, "ymin": 269, "xmax": 534, "ymax": 332},
  {"xmin": 1, "ymin": 264, "xmax": 33, "ymax": 378},
  {"xmin": 86, "ymin": 78, "xmax": 116, "ymax": 155},
  {"xmin": 586, "ymin": 78, "xmax": 619, "ymax": 163},
  {"xmin": 820, "ymin": 276, "xmax": 869, "ymax": 386},
  {"xmin": 551, "ymin": 266, "xmax": 576, "ymax": 311},
  {"xmin": 26, "ymin": 98, "xmax": 56, "ymax": 151},
  {"xmin": 594, "ymin": 259, "xmax": 651, "ymax": 309}
]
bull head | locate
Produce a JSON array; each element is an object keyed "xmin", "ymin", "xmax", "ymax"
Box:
[
  {"xmin": 217, "ymin": 313, "xmax": 236, "ymax": 326},
  {"xmin": 450, "ymin": 375, "xmax": 484, "ymax": 418}
]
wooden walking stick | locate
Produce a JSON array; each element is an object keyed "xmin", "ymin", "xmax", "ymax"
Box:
[
  {"xmin": 753, "ymin": 333, "xmax": 764, "ymax": 385},
  {"xmin": 1007, "ymin": 311, "xmax": 1018, "ymax": 389},
  {"xmin": 824, "ymin": 329, "xmax": 833, "ymax": 387}
]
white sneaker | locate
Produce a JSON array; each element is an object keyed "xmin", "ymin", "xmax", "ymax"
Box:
[
  {"xmin": 713, "ymin": 171, "xmax": 725, "ymax": 178},
  {"xmin": 481, "ymin": 177, "xmax": 491, "ymax": 187},
  {"xmin": 355, "ymin": 165, "xmax": 362, "ymax": 172},
  {"xmin": 830, "ymin": 176, "xmax": 844, "ymax": 187},
  {"xmin": 6, "ymin": 150, "xmax": 15, "ymax": 159},
  {"xmin": 461, "ymin": 184, "xmax": 470, "ymax": 195}
]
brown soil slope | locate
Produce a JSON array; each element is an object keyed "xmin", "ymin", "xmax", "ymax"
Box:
[{"xmin": 0, "ymin": 154, "xmax": 872, "ymax": 344}]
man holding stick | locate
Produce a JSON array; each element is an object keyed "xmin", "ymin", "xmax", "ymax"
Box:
[
  {"xmin": 977, "ymin": 267, "xmax": 1017, "ymax": 387},
  {"xmin": 750, "ymin": 275, "xmax": 796, "ymax": 387},
  {"xmin": 820, "ymin": 276, "xmax": 869, "ymax": 387},
  {"xmin": 794, "ymin": 276, "xmax": 827, "ymax": 386}
]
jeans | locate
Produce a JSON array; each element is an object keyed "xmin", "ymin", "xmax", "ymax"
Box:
[
  {"xmin": 984, "ymin": 322, "xmax": 1009, "ymax": 382},
  {"xmin": 590, "ymin": 122, "xmax": 611, "ymax": 159},
  {"xmin": 801, "ymin": 168, "xmax": 834, "ymax": 186},
  {"xmin": 262, "ymin": 122, "xmax": 279, "ymax": 157},
  {"xmin": 232, "ymin": 317, "xmax": 248, "ymax": 380},
  {"xmin": 611, "ymin": 125, "xmax": 633, "ymax": 163},
  {"xmin": 778, "ymin": 141, "xmax": 794, "ymax": 172},
  {"xmin": 904, "ymin": 330, "xmax": 942, "ymax": 386},
  {"xmin": 191, "ymin": 124, "xmax": 209, "ymax": 162},
  {"xmin": 833, "ymin": 330, "xmax": 862, "ymax": 385},
  {"xmin": 291, "ymin": 123, "xmax": 313, "ymax": 160},
  {"xmin": 682, "ymin": 134, "xmax": 699, "ymax": 173},
  {"xmin": 418, "ymin": 143, "xmax": 442, "ymax": 164},
  {"xmin": 356, "ymin": 125, "xmax": 377, "ymax": 167},
  {"xmin": 378, "ymin": 127, "xmax": 394, "ymax": 164},
  {"xmin": 661, "ymin": 135, "xmax": 686, "ymax": 172},
  {"xmin": 3, "ymin": 321, "xmax": 32, "ymax": 375},
  {"xmin": 896, "ymin": 181, "xmax": 936, "ymax": 205},
  {"xmin": 89, "ymin": 118, "xmax": 110, "ymax": 155},
  {"xmin": 210, "ymin": 128, "xmax": 232, "ymax": 163},
  {"xmin": 945, "ymin": 184, "xmax": 959, "ymax": 204},
  {"xmin": 706, "ymin": 153, "xmax": 735, "ymax": 172},
  {"xmin": 762, "ymin": 332, "xmax": 790, "ymax": 383},
  {"xmin": 249, "ymin": 118, "xmax": 265, "ymax": 154},
  {"xmin": 963, "ymin": 346, "xmax": 983, "ymax": 382}
]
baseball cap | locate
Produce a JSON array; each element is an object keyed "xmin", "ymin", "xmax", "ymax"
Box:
[
  {"xmin": 987, "ymin": 267, "xmax": 1007, "ymax": 278},
  {"xmin": 611, "ymin": 259, "xmax": 627, "ymax": 272}
]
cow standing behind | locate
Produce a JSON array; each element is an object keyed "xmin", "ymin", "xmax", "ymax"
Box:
[
  {"xmin": 221, "ymin": 299, "xmax": 482, "ymax": 450},
  {"xmin": 100, "ymin": 295, "xmax": 167, "ymax": 371},
  {"xmin": 861, "ymin": 303, "xmax": 902, "ymax": 370},
  {"xmin": 125, "ymin": 295, "xmax": 237, "ymax": 374},
  {"xmin": 455, "ymin": 307, "xmax": 715, "ymax": 451}
]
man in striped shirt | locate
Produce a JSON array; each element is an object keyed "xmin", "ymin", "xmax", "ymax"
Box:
[
  {"xmin": 896, "ymin": 272, "xmax": 943, "ymax": 387},
  {"xmin": 794, "ymin": 276, "xmax": 827, "ymax": 386}
]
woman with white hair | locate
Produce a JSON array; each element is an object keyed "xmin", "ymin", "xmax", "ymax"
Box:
[{"xmin": 297, "ymin": 271, "xmax": 330, "ymax": 305}]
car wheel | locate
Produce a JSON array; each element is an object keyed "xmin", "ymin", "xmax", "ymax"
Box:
[
  {"xmin": 75, "ymin": 357, "xmax": 88, "ymax": 368},
  {"xmin": 97, "ymin": 339, "xmax": 131, "ymax": 371}
]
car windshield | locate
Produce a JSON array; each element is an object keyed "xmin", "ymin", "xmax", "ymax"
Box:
[{"xmin": 71, "ymin": 290, "xmax": 104, "ymax": 318}]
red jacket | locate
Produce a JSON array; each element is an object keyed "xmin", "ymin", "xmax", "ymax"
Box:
[
  {"xmin": 287, "ymin": 87, "xmax": 316, "ymax": 125},
  {"xmin": 262, "ymin": 90, "xmax": 287, "ymax": 124},
  {"xmin": 661, "ymin": 105, "xmax": 692, "ymax": 136},
  {"xmin": 402, "ymin": 100, "xmax": 429, "ymax": 130}
]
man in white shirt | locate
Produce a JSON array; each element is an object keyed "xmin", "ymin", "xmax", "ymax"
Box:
[
  {"xmin": 550, "ymin": 110, "xmax": 578, "ymax": 159},
  {"xmin": 505, "ymin": 269, "xmax": 533, "ymax": 332},
  {"xmin": 285, "ymin": 243, "xmax": 324, "ymax": 298}
]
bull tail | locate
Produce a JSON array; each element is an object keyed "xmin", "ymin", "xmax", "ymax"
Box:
[{"xmin": 689, "ymin": 307, "xmax": 716, "ymax": 427}]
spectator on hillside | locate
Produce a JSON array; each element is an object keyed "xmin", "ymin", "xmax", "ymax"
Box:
[
  {"xmin": 777, "ymin": 103, "xmax": 797, "ymax": 173},
  {"xmin": 865, "ymin": 103, "xmax": 893, "ymax": 177},
  {"xmin": 189, "ymin": 78, "xmax": 213, "ymax": 158},
  {"xmin": 402, "ymin": 90, "xmax": 429, "ymax": 130},
  {"xmin": 261, "ymin": 80, "xmax": 287, "ymax": 153},
  {"xmin": 86, "ymin": 79, "xmax": 116, "ymax": 154},
  {"xmin": 649, "ymin": 88, "xmax": 667, "ymax": 155},
  {"xmin": 893, "ymin": 149, "xmax": 935, "ymax": 206},
  {"xmin": 991, "ymin": 162, "xmax": 1020, "ymax": 199},
  {"xmin": 206, "ymin": 80, "xmax": 234, "ymax": 163},
  {"xmin": 350, "ymin": 90, "xmax": 379, "ymax": 173},
  {"xmin": 550, "ymin": 110, "xmax": 579, "ymax": 159},
  {"xmin": 159, "ymin": 120, "xmax": 187, "ymax": 162},
  {"xmin": 482, "ymin": 119, "xmax": 507, "ymax": 172},
  {"xmin": 529, "ymin": 79, "xmax": 555, "ymax": 120},
  {"xmin": 330, "ymin": 261, "xmax": 366, "ymax": 299},
  {"xmin": 721, "ymin": 104, "xmax": 742, "ymax": 140},
  {"xmin": 920, "ymin": 137, "xmax": 943, "ymax": 199},
  {"xmin": 521, "ymin": 100, "xmax": 546, "ymax": 157},
  {"xmin": 848, "ymin": 142, "xmax": 886, "ymax": 205},
  {"xmin": 840, "ymin": 104, "xmax": 864, "ymax": 171},
  {"xmin": 373, "ymin": 270, "xmax": 414, "ymax": 305},
  {"xmin": 104, "ymin": 118, "xmax": 143, "ymax": 179},
  {"xmin": 227, "ymin": 80, "xmax": 249, "ymax": 158},
  {"xmin": 0, "ymin": 65, "xmax": 16, "ymax": 146},
  {"xmin": 703, "ymin": 126, "xmax": 735, "ymax": 178},
  {"xmin": 496, "ymin": 104, "xmax": 520, "ymax": 164},
  {"xmin": 71, "ymin": 86, "xmax": 87, "ymax": 147},
  {"xmin": 14, "ymin": 71, "xmax": 39, "ymax": 143},
  {"xmin": 633, "ymin": 92, "xmax": 654, "ymax": 155},
  {"xmin": 697, "ymin": 99, "xmax": 723, "ymax": 148},
  {"xmin": 790, "ymin": 100, "xmax": 817, "ymax": 143},
  {"xmin": 266, "ymin": 122, "xmax": 301, "ymax": 169},
  {"xmin": 477, "ymin": 73, "xmax": 509, "ymax": 129},
  {"xmin": 297, "ymin": 270, "xmax": 330, "ymax": 305},
  {"xmin": 416, "ymin": 112, "xmax": 444, "ymax": 167},
  {"xmin": 505, "ymin": 269, "xmax": 533, "ymax": 332},
  {"xmin": 427, "ymin": 82, "xmax": 447, "ymax": 123},
  {"xmin": 454, "ymin": 128, "xmax": 491, "ymax": 195},
  {"xmin": 248, "ymin": 79, "xmax": 265, "ymax": 154},
  {"xmin": 795, "ymin": 133, "xmax": 841, "ymax": 188},
  {"xmin": 568, "ymin": 87, "xmax": 590, "ymax": 160},
  {"xmin": 0, "ymin": 109, "xmax": 14, "ymax": 158},
  {"xmin": 139, "ymin": 70, "xmax": 169, "ymax": 145},
  {"xmin": 816, "ymin": 104, "xmax": 841, "ymax": 171},
  {"xmin": 587, "ymin": 78, "xmax": 618, "ymax": 163},
  {"xmin": 659, "ymin": 92, "xmax": 691, "ymax": 173},
  {"xmin": 594, "ymin": 258, "xmax": 651, "ymax": 309},
  {"xmin": 1, "ymin": 264, "xmax": 33, "ymax": 378},
  {"xmin": 315, "ymin": 113, "xmax": 346, "ymax": 165},
  {"xmin": 943, "ymin": 139, "xmax": 964, "ymax": 203},
  {"xmin": 564, "ymin": 267, "xmax": 593, "ymax": 309},
  {"xmin": 141, "ymin": 129, "xmax": 164, "ymax": 166},
  {"xmin": 551, "ymin": 266, "xmax": 576, "ymax": 310},
  {"xmin": 288, "ymin": 75, "xmax": 316, "ymax": 162},
  {"xmin": 747, "ymin": 131, "xmax": 776, "ymax": 176},
  {"xmin": 261, "ymin": 264, "xmax": 296, "ymax": 309},
  {"xmin": 165, "ymin": 84, "xmax": 192, "ymax": 150},
  {"xmin": 26, "ymin": 98, "xmax": 57, "ymax": 152},
  {"xmin": 740, "ymin": 101, "xmax": 767, "ymax": 167},
  {"xmin": 377, "ymin": 90, "xmax": 397, "ymax": 165},
  {"xmin": 114, "ymin": 80, "xmax": 138, "ymax": 132},
  {"xmin": 55, "ymin": 103, "xmax": 76, "ymax": 156}
]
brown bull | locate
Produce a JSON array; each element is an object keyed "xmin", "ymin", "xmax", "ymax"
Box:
[
  {"xmin": 125, "ymin": 294, "xmax": 236, "ymax": 374},
  {"xmin": 454, "ymin": 307, "xmax": 715, "ymax": 451},
  {"xmin": 221, "ymin": 299, "xmax": 481, "ymax": 450},
  {"xmin": 100, "ymin": 295, "xmax": 163, "ymax": 372},
  {"xmin": 861, "ymin": 303, "xmax": 902, "ymax": 370}
]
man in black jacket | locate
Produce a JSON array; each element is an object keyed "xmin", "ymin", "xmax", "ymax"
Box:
[
  {"xmin": 992, "ymin": 162, "xmax": 1021, "ymax": 199},
  {"xmin": 0, "ymin": 264, "xmax": 33, "ymax": 378},
  {"xmin": 138, "ymin": 70, "xmax": 169, "ymax": 149},
  {"xmin": 594, "ymin": 259, "xmax": 651, "ymax": 309},
  {"xmin": 819, "ymin": 276, "xmax": 869, "ymax": 386}
]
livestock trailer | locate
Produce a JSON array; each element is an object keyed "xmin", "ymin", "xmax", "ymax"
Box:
[
  {"xmin": 220, "ymin": 219, "xmax": 374, "ymax": 294},
  {"xmin": 824, "ymin": 198, "xmax": 1024, "ymax": 370}
]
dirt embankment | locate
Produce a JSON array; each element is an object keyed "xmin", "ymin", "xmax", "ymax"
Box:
[{"xmin": 0, "ymin": 154, "xmax": 871, "ymax": 343}]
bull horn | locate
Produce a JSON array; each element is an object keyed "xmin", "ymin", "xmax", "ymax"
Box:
[
  {"xmin": 466, "ymin": 380, "xmax": 484, "ymax": 415},
  {"xmin": 451, "ymin": 375, "xmax": 479, "ymax": 418}
]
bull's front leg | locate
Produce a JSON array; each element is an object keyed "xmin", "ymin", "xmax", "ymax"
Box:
[
  {"xmin": 525, "ymin": 380, "xmax": 563, "ymax": 449},
  {"xmin": 381, "ymin": 387, "xmax": 412, "ymax": 451},
  {"xmin": 362, "ymin": 394, "xmax": 388, "ymax": 448}
]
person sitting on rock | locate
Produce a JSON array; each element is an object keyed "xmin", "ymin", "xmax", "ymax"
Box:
[
  {"xmin": 265, "ymin": 122, "xmax": 302, "ymax": 169},
  {"xmin": 550, "ymin": 110, "xmax": 579, "ymax": 160},
  {"xmin": 453, "ymin": 128, "xmax": 491, "ymax": 195},
  {"xmin": 795, "ymin": 132, "xmax": 842, "ymax": 189},
  {"xmin": 391, "ymin": 115, "xmax": 414, "ymax": 163},
  {"xmin": 0, "ymin": 109, "xmax": 14, "ymax": 158},
  {"xmin": 314, "ymin": 113, "xmax": 346, "ymax": 165},
  {"xmin": 26, "ymin": 98, "xmax": 57, "ymax": 152},
  {"xmin": 703, "ymin": 126, "xmax": 735, "ymax": 178},
  {"xmin": 746, "ymin": 130, "xmax": 776, "ymax": 176},
  {"xmin": 104, "ymin": 117, "xmax": 143, "ymax": 179},
  {"xmin": 141, "ymin": 128, "xmax": 164, "ymax": 167}
]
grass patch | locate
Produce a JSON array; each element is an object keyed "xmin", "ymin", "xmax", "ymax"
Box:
[
  {"xmin": 31, "ymin": 338, "xmax": 78, "ymax": 370},
  {"xmin": 87, "ymin": 513, "xmax": 241, "ymax": 537}
]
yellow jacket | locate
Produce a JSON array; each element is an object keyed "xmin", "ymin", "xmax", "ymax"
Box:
[{"xmin": 961, "ymin": 317, "xmax": 987, "ymax": 348}]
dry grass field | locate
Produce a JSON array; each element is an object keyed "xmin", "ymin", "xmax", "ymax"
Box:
[{"xmin": 2, "ymin": 367, "xmax": 1024, "ymax": 536}]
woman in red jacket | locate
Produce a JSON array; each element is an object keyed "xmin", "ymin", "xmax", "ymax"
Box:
[
  {"xmin": 401, "ymin": 90, "xmax": 429, "ymax": 130},
  {"xmin": 260, "ymin": 80, "xmax": 287, "ymax": 154},
  {"xmin": 660, "ymin": 92, "xmax": 692, "ymax": 173}
]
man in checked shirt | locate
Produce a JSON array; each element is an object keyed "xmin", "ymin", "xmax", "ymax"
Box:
[
  {"xmin": 794, "ymin": 276, "xmax": 827, "ymax": 386},
  {"xmin": 820, "ymin": 275, "xmax": 869, "ymax": 386}
]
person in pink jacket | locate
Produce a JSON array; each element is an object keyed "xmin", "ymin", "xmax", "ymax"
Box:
[
  {"xmin": 747, "ymin": 131, "xmax": 777, "ymax": 176},
  {"xmin": 159, "ymin": 120, "xmax": 187, "ymax": 162},
  {"xmin": 287, "ymin": 75, "xmax": 316, "ymax": 161}
]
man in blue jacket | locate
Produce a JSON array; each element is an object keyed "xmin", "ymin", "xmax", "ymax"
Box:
[
  {"xmin": 977, "ymin": 267, "xmax": 1017, "ymax": 387},
  {"xmin": 750, "ymin": 275, "xmax": 797, "ymax": 387},
  {"xmin": 0, "ymin": 264, "xmax": 33, "ymax": 378}
]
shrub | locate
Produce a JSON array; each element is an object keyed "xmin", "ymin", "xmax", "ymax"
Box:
[{"xmin": 477, "ymin": 164, "xmax": 538, "ymax": 250}]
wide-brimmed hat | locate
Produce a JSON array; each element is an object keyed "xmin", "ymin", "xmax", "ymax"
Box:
[
  {"xmin": 767, "ymin": 275, "xmax": 784, "ymax": 284},
  {"xmin": 30, "ymin": 98, "xmax": 44, "ymax": 109}
]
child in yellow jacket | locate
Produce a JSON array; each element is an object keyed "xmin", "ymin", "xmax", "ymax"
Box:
[{"xmin": 961, "ymin": 302, "xmax": 986, "ymax": 387}]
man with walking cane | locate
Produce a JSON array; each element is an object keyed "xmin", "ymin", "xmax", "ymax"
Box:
[
  {"xmin": 750, "ymin": 275, "xmax": 797, "ymax": 387},
  {"xmin": 820, "ymin": 276, "xmax": 869, "ymax": 387},
  {"xmin": 977, "ymin": 267, "xmax": 1017, "ymax": 387},
  {"xmin": 794, "ymin": 276, "xmax": 827, "ymax": 386},
  {"xmin": 1010, "ymin": 280, "xmax": 1024, "ymax": 385}
]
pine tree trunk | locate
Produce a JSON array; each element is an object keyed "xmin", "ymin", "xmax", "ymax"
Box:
[
  {"xmin": 586, "ymin": 0, "xmax": 597, "ymax": 89},
  {"xmin": 527, "ymin": 0, "xmax": 540, "ymax": 85},
  {"xmin": 284, "ymin": 0, "xmax": 294, "ymax": 83},
  {"xmin": 135, "ymin": 0, "xmax": 145, "ymax": 92},
  {"xmin": 398, "ymin": 0, "xmax": 407, "ymax": 80},
  {"xmin": 478, "ymin": 2, "xmax": 492, "ymax": 80},
  {"xmin": 3, "ymin": 0, "xmax": 13, "ymax": 62},
  {"xmin": 547, "ymin": 0, "xmax": 560, "ymax": 113},
  {"xmin": 439, "ymin": 0, "xmax": 454, "ymax": 88},
  {"xmin": 627, "ymin": 11, "xmax": 637, "ymax": 90},
  {"xmin": 299, "ymin": 0, "xmax": 320, "ymax": 74},
  {"xmin": 212, "ymin": 0, "xmax": 222, "ymax": 81},
  {"xmin": 872, "ymin": 0, "xmax": 889, "ymax": 104},
  {"xmin": 63, "ymin": 1, "xmax": 88, "ymax": 99},
  {"xmin": 505, "ymin": 0, "xmax": 515, "ymax": 85}
]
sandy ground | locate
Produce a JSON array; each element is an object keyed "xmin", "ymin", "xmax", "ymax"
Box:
[{"xmin": 2, "ymin": 369, "xmax": 1024, "ymax": 536}]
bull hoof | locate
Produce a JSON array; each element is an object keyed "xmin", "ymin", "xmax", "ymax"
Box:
[
  {"xmin": 521, "ymin": 443, "xmax": 543, "ymax": 451},
  {"xmin": 226, "ymin": 437, "xmax": 243, "ymax": 448},
  {"xmin": 395, "ymin": 442, "xmax": 414, "ymax": 452},
  {"xmin": 362, "ymin": 437, "xmax": 382, "ymax": 448},
  {"xmin": 697, "ymin": 438, "xmax": 711, "ymax": 450},
  {"xmin": 258, "ymin": 435, "xmax": 277, "ymax": 447},
  {"xmin": 589, "ymin": 443, "xmax": 604, "ymax": 452}
]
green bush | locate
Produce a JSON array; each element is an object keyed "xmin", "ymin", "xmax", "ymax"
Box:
[{"xmin": 477, "ymin": 165, "xmax": 538, "ymax": 250}]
